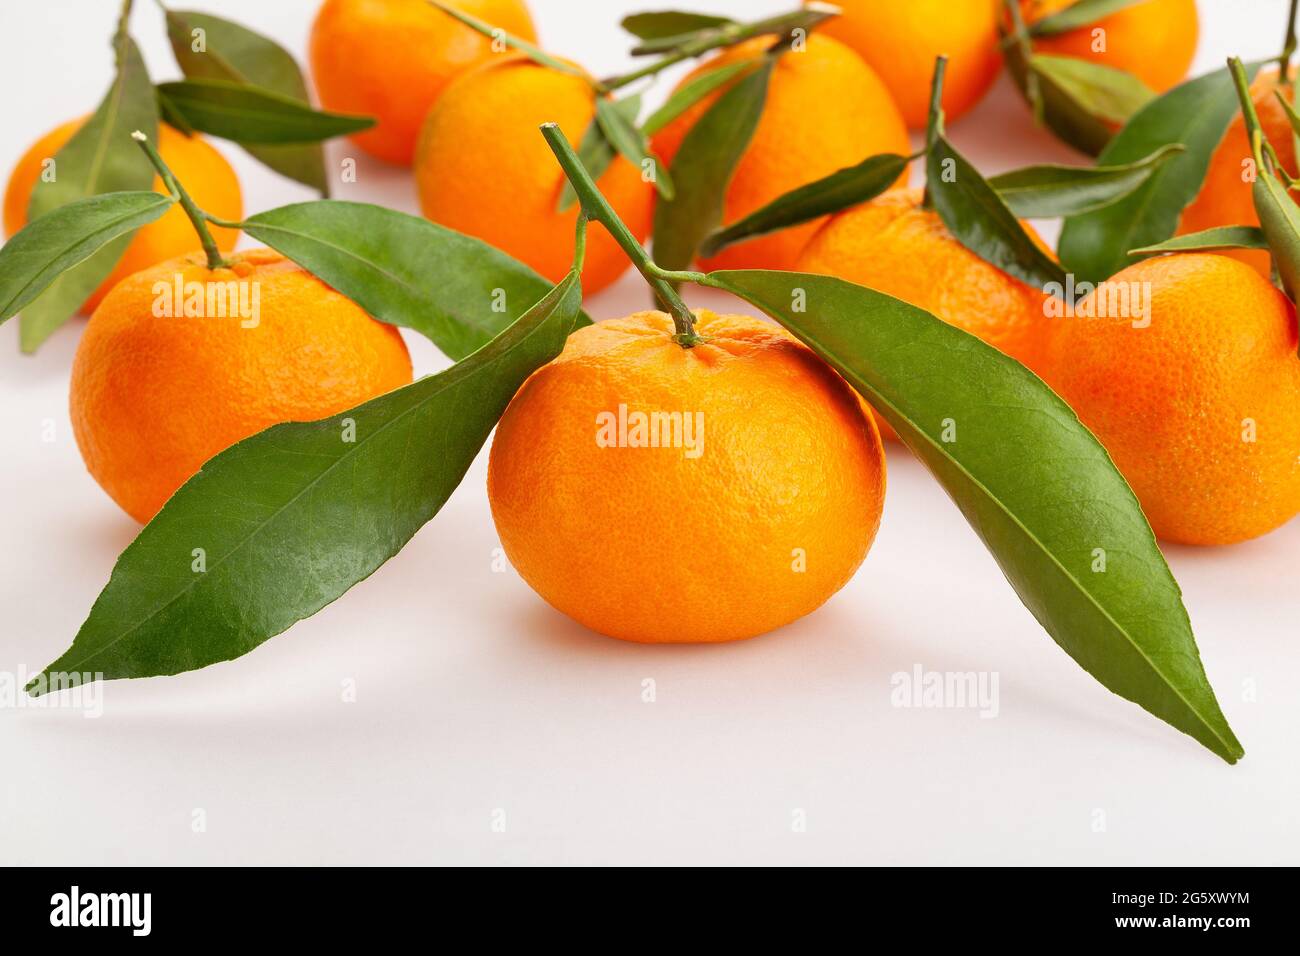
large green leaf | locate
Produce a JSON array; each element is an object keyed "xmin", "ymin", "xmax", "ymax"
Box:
[
  {"xmin": 163, "ymin": 8, "xmax": 329, "ymax": 194},
  {"xmin": 28, "ymin": 272, "xmax": 583, "ymax": 692},
  {"xmin": 20, "ymin": 30, "xmax": 157, "ymax": 351},
  {"xmin": 156, "ymin": 79, "xmax": 373, "ymax": 144},
  {"xmin": 0, "ymin": 191, "xmax": 173, "ymax": 321},
  {"xmin": 1029, "ymin": 55, "xmax": 1154, "ymax": 126},
  {"xmin": 1003, "ymin": 36, "xmax": 1116, "ymax": 156},
  {"xmin": 702, "ymin": 268, "xmax": 1244, "ymax": 764},
  {"xmin": 652, "ymin": 59, "xmax": 772, "ymax": 272},
  {"xmin": 1058, "ymin": 62, "xmax": 1261, "ymax": 282},
  {"xmin": 620, "ymin": 10, "xmax": 735, "ymax": 40},
  {"xmin": 641, "ymin": 59, "xmax": 759, "ymax": 135},
  {"xmin": 700, "ymin": 152, "xmax": 910, "ymax": 258},
  {"xmin": 1129, "ymin": 225, "xmax": 1269, "ymax": 257},
  {"xmin": 927, "ymin": 135, "xmax": 1067, "ymax": 291},
  {"xmin": 240, "ymin": 201, "xmax": 590, "ymax": 361},
  {"xmin": 988, "ymin": 145, "xmax": 1183, "ymax": 218}
]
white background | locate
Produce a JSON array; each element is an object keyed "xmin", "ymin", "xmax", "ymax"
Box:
[{"xmin": 1, "ymin": 0, "xmax": 1296, "ymax": 866}]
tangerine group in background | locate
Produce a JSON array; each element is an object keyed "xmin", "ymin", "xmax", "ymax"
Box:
[
  {"xmin": 651, "ymin": 34, "xmax": 910, "ymax": 272},
  {"xmin": 1019, "ymin": 0, "xmax": 1199, "ymax": 94},
  {"xmin": 310, "ymin": 0, "xmax": 538, "ymax": 165},
  {"xmin": 811, "ymin": 0, "xmax": 1003, "ymax": 127},
  {"xmin": 1038, "ymin": 254, "xmax": 1300, "ymax": 546},
  {"xmin": 3, "ymin": 120, "xmax": 242, "ymax": 314},
  {"xmin": 416, "ymin": 55, "xmax": 654, "ymax": 294},
  {"xmin": 70, "ymin": 249, "xmax": 413, "ymax": 523},
  {"xmin": 488, "ymin": 311, "xmax": 887, "ymax": 644}
]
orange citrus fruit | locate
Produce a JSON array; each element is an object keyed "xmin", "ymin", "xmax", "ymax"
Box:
[
  {"xmin": 70, "ymin": 249, "xmax": 413, "ymax": 523},
  {"xmin": 487, "ymin": 310, "xmax": 886, "ymax": 643},
  {"xmin": 1039, "ymin": 254, "xmax": 1300, "ymax": 546},
  {"xmin": 796, "ymin": 187, "xmax": 1050, "ymax": 440},
  {"xmin": 1178, "ymin": 68, "xmax": 1297, "ymax": 278},
  {"xmin": 415, "ymin": 54, "xmax": 654, "ymax": 294},
  {"xmin": 1019, "ymin": 0, "xmax": 1198, "ymax": 94},
  {"xmin": 309, "ymin": 0, "xmax": 537, "ymax": 166},
  {"xmin": 650, "ymin": 34, "xmax": 910, "ymax": 272},
  {"xmin": 812, "ymin": 0, "xmax": 1003, "ymax": 127},
  {"xmin": 4, "ymin": 119, "xmax": 241, "ymax": 314}
]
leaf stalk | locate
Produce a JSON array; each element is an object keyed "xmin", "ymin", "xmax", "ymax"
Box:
[
  {"xmin": 540, "ymin": 123, "xmax": 702, "ymax": 346},
  {"xmin": 131, "ymin": 130, "xmax": 229, "ymax": 270}
]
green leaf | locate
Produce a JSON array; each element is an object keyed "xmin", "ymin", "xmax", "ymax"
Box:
[
  {"xmin": 927, "ymin": 134, "xmax": 1067, "ymax": 291},
  {"xmin": 1030, "ymin": 54, "xmax": 1154, "ymax": 126},
  {"xmin": 241, "ymin": 200, "xmax": 590, "ymax": 361},
  {"xmin": 620, "ymin": 10, "xmax": 735, "ymax": 40},
  {"xmin": 1275, "ymin": 87, "xmax": 1300, "ymax": 140},
  {"xmin": 1003, "ymin": 35, "xmax": 1115, "ymax": 156},
  {"xmin": 1253, "ymin": 147, "xmax": 1300, "ymax": 304},
  {"xmin": 700, "ymin": 152, "xmax": 910, "ymax": 258},
  {"xmin": 1058, "ymin": 62, "xmax": 1261, "ymax": 283},
  {"xmin": 156, "ymin": 87, "xmax": 196, "ymax": 135},
  {"xmin": 28, "ymin": 272, "xmax": 583, "ymax": 693},
  {"xmin": 21, "ymin": 30, "xmax": 157, "ymax": 352},
  {"xmin": 988, "ymin": 144, "xmax": 1183, "ymax": 218},
  {"xmin": 156, "ymin": 79, "xmax": 374, "ymax": 144},
  {"xmin": 162, "ymin": 8, "xmax": 329, "ymax": 194},
  {"xmin": 0, "ymin": 191, "xmax": 173, "ymax": 322},
  {"xmin": 642, "ymin": 58, "xmax": 759, "ymax": 135},
  {"xmin": 595, "ymin": 97, "xmax": 674, "ymax": 200},
  {"xmin": 1129, "ymin": 225, "xmax": 1269, "ymax": 256},
  {"xmin": 1028, "ymin": 0, "xmax": 1149, "ymax": 36},
  {"xmin": 704, "ymin": 268, "xmax": 1244, "ymax": 764},
  {"xmin": 652, "ymin": 59, "xmax": 773, "ymax": 272}
]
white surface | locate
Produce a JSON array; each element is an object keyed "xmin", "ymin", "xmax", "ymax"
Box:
[{"xmin": 1, "ymin": 0, "xmax": 1296, "ymax": 866}]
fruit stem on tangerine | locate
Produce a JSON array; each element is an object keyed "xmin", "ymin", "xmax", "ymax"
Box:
[
  {"xmin": 920, "ymin": 56, "xmax": 949, "ymax": 211},
  {"xmin": 131, "ymin": 130, "xmax": 230, "ymax": 271},
  {"xmin": 539, "ymin": 122, "xmax": 704, "ymax": 348}
]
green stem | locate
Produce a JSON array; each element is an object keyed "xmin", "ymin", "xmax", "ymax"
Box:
[
  {"xmin": 1229, "ymin": 58, "xmax": 1270, "ymax": 169},
  {"xmin": 1003, "ymin": 0, "xmax": 1043, "ymax": 123},
  {"xmin": 572, "ymin": 212, "xmax": 588, "ymax": 273},
  {"xmin": 1282, "ymin": 0, "xmax": 1299, "ymax": 84},
  {"xmin": 540, "ymin": 123, "xmax": 702, "ymax": 347},
  {"xmin": 920, "ymin": 55, "xmax": 948, "ymax": 211},
  {"xmin": 601, "ymin": 2, "xmax": 840, "ymax": 91},
  {"xmin": 132, "ymin": 130, "xmax": 229, "ymax": 270}
]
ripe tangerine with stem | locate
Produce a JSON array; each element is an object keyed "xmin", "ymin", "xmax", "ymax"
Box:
[
  {"xmin": 68, "ymin": 134, "xmax": 411, "ymax": 523},
  {"xmin": 486, "ymin": 124, "xmax": 887, "ymax": 643},
  {"xmin": 4, "ymin": 119, "xmax": 242, "ymax": 315}
]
